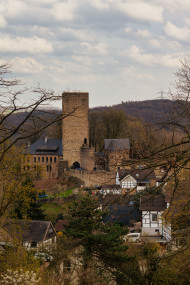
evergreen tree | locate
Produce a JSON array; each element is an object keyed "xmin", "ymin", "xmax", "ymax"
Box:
[
  {"xmin": 63, "ymin": 196, "xmax": 141, "ymax": 284},
  {"xmin": 12, "ymin": 178, "xmax": 46, "ymax": 220}
]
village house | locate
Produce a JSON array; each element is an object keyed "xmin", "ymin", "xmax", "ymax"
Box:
[
  {"xmin": 0, "ymin": 220, "xmax": 56, "ymax": 250},
  {"xmin": 100, "ymin": 194, "xmax": 140, "ymax": 228},
  {"xmin": 116, "ymin": 168, "xmax": 156, "ymax": 194},
  {"xmin": 100, "ymin": 184, "xmax": 122, "ymax": 195},
  {"xmin": 140, "ymin": 194, "xmax": 171, "ymax": 242}
]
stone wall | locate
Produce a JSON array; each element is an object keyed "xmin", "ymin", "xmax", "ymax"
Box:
[
  {"xmin": 80, "ymin": 145, "xmax": 95, "ymax": 171},
  {"xmin": 62, "ymin": 92, "xmax": 89, "ymax": 168},
  {"xmin": 67, "ymin": 169, "xmax": 116, "ymax": 187},
  {"xmin": 23, "ymin": 154, "xmax": 62, "ymax": 180},
  {"xmin": 105, "ymin": 150, "xmax": 130, "ymax": 171}
]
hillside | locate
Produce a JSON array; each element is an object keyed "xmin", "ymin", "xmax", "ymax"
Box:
[{"xmin": 91, "ymin": 99, "xmax": 175, "ymax": 123}]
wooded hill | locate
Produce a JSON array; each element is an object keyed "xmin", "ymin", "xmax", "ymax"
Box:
[
  {"xmin": 4, "ymin": 99, "xmax": 178, "ymax": 156},
  {"xmin": 91, "ymin": 99, "xmax": 175, "ymax": 124}
]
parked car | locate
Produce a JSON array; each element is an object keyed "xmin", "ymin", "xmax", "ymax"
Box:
[{"xmin": 123, "ymin": 233, "xmax": 141, "ymax": 243}]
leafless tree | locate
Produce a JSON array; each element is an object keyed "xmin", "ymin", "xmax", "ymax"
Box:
[{"xmin": 0, "ymin": 63, "xmax": 76, "ymax": 162}]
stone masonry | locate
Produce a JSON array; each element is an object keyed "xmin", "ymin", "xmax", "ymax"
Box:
[{"xmin": 62, "ymin": 92, "xmax": 92, "ymax": 169}]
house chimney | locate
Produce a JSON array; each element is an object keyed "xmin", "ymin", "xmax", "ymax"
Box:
[{"xmin": 45, "ymin": 136, "xmax": 48, "ymax": 143}]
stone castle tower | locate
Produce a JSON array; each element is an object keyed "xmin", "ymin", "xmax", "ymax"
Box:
[{"xmin": 62, "ymin": 92, "xmax": 94, "ymax": 170}]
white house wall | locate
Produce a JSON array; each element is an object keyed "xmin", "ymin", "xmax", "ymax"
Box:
[
  {"xmin": 121, "ymin": 175, "xmax": 137, "ymax": 189},
  {"xmin": 141, "ymin": 211, "xmax": 163, "ymax": 236}
]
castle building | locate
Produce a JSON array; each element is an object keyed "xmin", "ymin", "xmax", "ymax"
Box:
[
  {"xmin": 25, "ymin": 138, "xmax": 63, "ymax": 179},
  {"xmin": 24, "ymin": 92, "xmax": 130, "ymax": 186},
  {"xmin": 104, "ymin": 139, "xmax": 130, "ymax": 171},
  {"xmin": 62, "ymin": 92, "xmax": 95, "ymax": 171}
]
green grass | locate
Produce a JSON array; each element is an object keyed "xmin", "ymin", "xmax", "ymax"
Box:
[
  {"xmin": 61, "ymin": 188, "xmax": 73, "ymax": 197},
  {"xmin": 48, "ymin": 188, "xmax": 74, "ymax": 198},
  {"xmin": 41, "ymin": 203, "xmax": 63, "ymax": 224}
]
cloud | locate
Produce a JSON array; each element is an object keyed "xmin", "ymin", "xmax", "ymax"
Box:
[
  {"xmin": 11, "ymin": 57, "xmax": 44, "ymax": 74},
  {"xmin": 0, "ymin": 36, "xmax": 53, "ymax": 54},
  {"xmin": 135, "ymin": 29, "xmax": 151, "ymax": 38},
  {"xmin": 80, "ymin": 42, "xmax": 108, "ymax": 55},
  {"xmin": 52, "ymin": 1, "xmax": 77, "ymax": 21},
  {"xmin": 126, "ymin": 45, "xmax": 180, "ymax": 68},
  {"xmin": 164, "ymin": 22, "xmax": 190, "ymax": 41},
  {"xmin": 125, "ymin": 27, "xmax": 132, "ymax": 33},
  {"xmin": 72, "ymin": 55, "xmax": 92, "ymax": 66},
  {"xmin": 149, "ymin": 39, "xmax": 161, "ymax": 48},
  {"xmin": 125, "ymin": 27, "xmax": 151, "ymax": 38},
  {"xmin": 115, "ymin": 1, "xmax": 163, "ymax": 22},
  {"xmin": 91, "ymin": 0, "xmax": 110, "ymax": 10},
  {"xmin": 59, "ymin": 27, "xmax": 94, "ymax": 42},
  {"xmin": 158, "ymin": 0, "xmax": 190, "ymax": 13},
  {"xmin": 0, "ymin": 15, "xmax": 7, "ymax": 28},
  {"xmin": 87, "ymin": 0, "xmax": 163, "ymax": 23},
  {"xmin": 121, "ymin": 65, "xmax": 154, "ymax": 81}
]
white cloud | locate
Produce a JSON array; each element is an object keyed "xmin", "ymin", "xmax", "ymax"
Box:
[
  {"xmin": 115, "ymin": 1, "xmax": 163, "ymax": 23},
  {"xmin": 11, "ymin": 57, "xmax": 44, "ymax": 74},
  {"xmin": 0, "ymin": 36, "xmax": 53, "ymax": 54},
  {"xmin": 80, "ymin": 42, "xmax": 108, "ymax": 55},
  {"xmin": 125, "ymin": 27, "xmax": 132, "ymax": 33},
  {"xmin": 126, "ymin": 45, "xmax": 180, "ymax": 68},
  {"xmin": 166, "ymin": 40, "xmax": 182, "ymax": 50},
  {"xmin": 72, "ymin": 55, "xmax": 92, "ymax": 66},
  {"xmin": 59, "ymin": 27, "xmax": 94, "ymax": 42},
  {"xmin": 135, "ymin": 29, "xmax": 151, "ymax": 38},
  {"xmin": 158, "ymin": 0, "xmax": 190, "ymax": 13},
  {"xmin": 164, "ymin": 22, "xmax": 190, "ymax": 41},
  {"xmin": 121, "ymin": 65, "xmax": 154, "ymax": 81},
  {"xmin": 95, "ymin": 42, "xmax": 108, "ymax": 55},
  {"xmin": 125, "ymin": 28, "xmax": 151, "ymax": 38},
  {"xmin": 149, "ymin": 39, "xmax": 161, "ymax": 48},
  {"xmin": 0, "ymin": 15, "xmax": 7, "ymax": 28},
  {"xmin": 0, "ymin": 0, "xmax": 30, "ymax": 20},
  {"xmin": 52, "ymin": 1, "xmax": 77, "ymax": 21},
  {"xmin": 91, "ymin": 0, "xmax": 109, "ymax": 10}
]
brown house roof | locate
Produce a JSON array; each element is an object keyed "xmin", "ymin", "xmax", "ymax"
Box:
[
  {"xmin": 140, "ymin": 194, "xmax": 167, "ymax": 211},
  {"xmin": 118, "ymin": 168, "xmax": 156, "ymax": 182},
  {"xmin": 3, "ymin": 220, "xmax": 56, "ymax": 243}
]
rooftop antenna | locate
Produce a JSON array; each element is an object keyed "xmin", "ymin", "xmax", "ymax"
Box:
[{"xmin": 157, "ymin": 89, "xmax": 167, "ymax": 100}]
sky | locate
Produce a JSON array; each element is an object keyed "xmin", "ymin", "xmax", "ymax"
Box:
[{"xmin": 1, "ymin": 0, "xmax": 190, "ymax": 108}]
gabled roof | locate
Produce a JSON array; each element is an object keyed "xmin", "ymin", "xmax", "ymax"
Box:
[
  {"xmin": 140, "ymin": 194, "xmax": 167, "ymax": 211},
  {"xmin": 99, "ymin": 194, "xmax": 131, "ymax": 206},
  {"xmin": 100, "ymin": 195, "xmax": 140, "ymax": 226},
  {"xmin": 118, "ymin": 168, "xmax": 156, "ymax": 182},
  {"xmin": 3, "ymin": 220, "xmax": 56, "ymax": 243},
  {"xmin": 28, "ymin": 138, "xmax": 63, "ymax": 156},
  {"xmin": 104, "ymin": 139, "xmax": 130, "ymax": 151}
]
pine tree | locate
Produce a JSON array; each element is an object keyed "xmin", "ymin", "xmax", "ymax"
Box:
[{"xmin": 63, "ymin": 196, "xmax": 141, "ymax": 284}]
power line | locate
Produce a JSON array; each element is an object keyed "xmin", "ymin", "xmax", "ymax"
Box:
[{"xmin": 157, "ymin": 89, "xmax": 167, "ymax": 100}]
